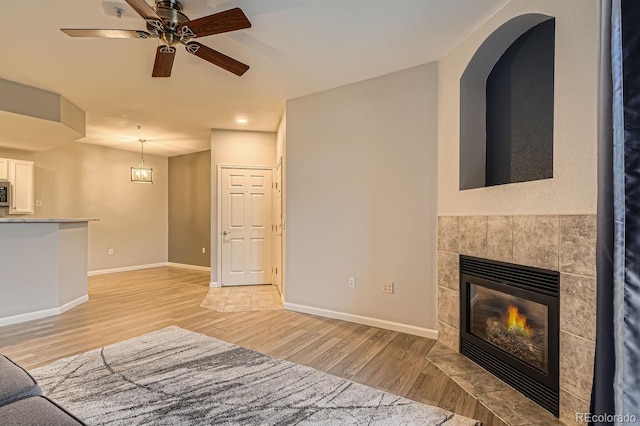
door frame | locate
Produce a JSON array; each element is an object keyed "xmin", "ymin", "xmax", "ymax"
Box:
[
  {"xmin": 216, "ymin": 164, "xmax": 274, "ymax": 287},
  {"xmin": 272, "ymin": 157, "xmax": 283, "ymax": 294}
]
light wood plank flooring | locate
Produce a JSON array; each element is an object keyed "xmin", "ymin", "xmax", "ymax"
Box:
[{"xmin": 0, "ymin": 267, "xmax": 506, "ymax": 426}]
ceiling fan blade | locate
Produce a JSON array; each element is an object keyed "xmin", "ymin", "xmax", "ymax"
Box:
[
  {"xmin": 61, "ymin": 29, "xmax": 153, "ymax": 39},
  {"xmin": 185, "ymin": 42, "xmax": 249, "ymax": 76},
  {"xmin": 125, "ymin": 0, "xmax": 162, "ymax": 21},
  {"xmin": 181, "ymin": 8, "xmax": 251, "ymax": 39},
  {"xmin": 152, "ymin": 46, "xmax": 176, "ymax": 78}
]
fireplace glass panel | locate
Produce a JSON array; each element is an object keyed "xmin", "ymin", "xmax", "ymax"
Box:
[{"xmin": 469, "ymin": 283, "xmax": 549, "ymax": 372}]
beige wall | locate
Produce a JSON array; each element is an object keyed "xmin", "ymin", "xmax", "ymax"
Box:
[
  {"xmin": 285, "ymin": 63, "xmax": 439, "ymax": 332},
  {"xmin": 210, "ymin": 130, "xmax": 277, "ymax": 284},
  {"xmin": 0, "ymin": 147, "xmax": 33, "ymax": 161},
  {"xmin": 438, "ymin": 0, "xmax": 599, "ymax": 215},
  {"xmin": 168, "ymin": 150, "xmax": 211, "ymax": 267},
  {"xmin": 276, "ymin": 111, "xmax": 286, "ymax": 163},
  {"xmin": 0, "ymin": 143, "xmax": 168, "ymax": 272}
]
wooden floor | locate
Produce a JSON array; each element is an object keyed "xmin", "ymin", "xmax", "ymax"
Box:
[{"xmin": 0, "ymin": 267, "xmax": 506, "ymax": 426}]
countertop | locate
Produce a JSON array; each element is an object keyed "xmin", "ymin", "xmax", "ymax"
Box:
[{"xmin": 0, "ymin": 218, "xmax": 99, "ymax": 223}]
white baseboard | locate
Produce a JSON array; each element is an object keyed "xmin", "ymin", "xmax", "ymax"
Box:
[
  {"xmin": 167, "ymin": 262, "xmax": 211, "ymax": 272},
  {"xmin": 88, "ymin": 262, "xmax": 212, "ymax": 276},
  {"xmin": 0, "ymin": 295, "xmax": 89, "ymax": 327},
  {"xmin": 284, "ymin": 303, "xmax": 438, "ymax": 339},
  {"xmin": 209, "ymin": 281, "xmax": 220, "ymax": 288},
  {"xmin": 88, "ymin": 263, "xmax": 169, "ymax": 276},
  {"xmin": 60, "ymin": 295, "xmax": 89, "ymax": 314}
]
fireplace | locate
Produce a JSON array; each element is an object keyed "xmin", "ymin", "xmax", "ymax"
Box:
[{"xmin": 459, "ymin": 256, "xmax": 559, "ymax": 416}]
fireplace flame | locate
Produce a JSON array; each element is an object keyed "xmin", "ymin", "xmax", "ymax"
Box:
[{"xmin": 507, "ymin": 305, "xmax": 532, "ymax": 337}]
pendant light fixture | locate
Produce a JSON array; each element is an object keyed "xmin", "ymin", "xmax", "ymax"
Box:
[{"xmin": 131, "ymin": 126, "xmax": 153, "ymax": 183}]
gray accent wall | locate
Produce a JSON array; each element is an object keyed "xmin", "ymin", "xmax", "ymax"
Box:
[
  {"xmin": 285, "ymin": 63, "xmax": 439, "ymax": 331},
  {"xmin": 168, "ymin": 150, "xmax": 211, "ymax": 267}
]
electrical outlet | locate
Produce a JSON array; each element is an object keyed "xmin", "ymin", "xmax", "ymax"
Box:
[
  {"xmin": 108, "ymin": 248, "xmax": 114, "ymax": 255},
  {"xmin": 348, "ymin": 276, "xmax": 356, "ymax": 288},
  {"xmin": 35, "ymin": 200, "xmax": 42, "ymax": 207},
  {"xmin": 202, "ymin": 247, "xmax": 206, "ymax": 254},
  {"xmin": 382, "ymin": 282, "xmax": 394, "ymax": 294}
]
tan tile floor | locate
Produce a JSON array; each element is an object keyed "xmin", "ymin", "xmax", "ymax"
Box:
[
  {"xmin": 199, "ymin": 285, "xmax": 283, "ymax": 312},
  {"xmin": 425, "ymin": 341, "xmax": 562, "ymax": 425}
]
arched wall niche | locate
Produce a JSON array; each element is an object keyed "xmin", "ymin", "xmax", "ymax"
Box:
[{"xmin": 460, "ymin": 13, "xmax": 555, "ymax": 190}]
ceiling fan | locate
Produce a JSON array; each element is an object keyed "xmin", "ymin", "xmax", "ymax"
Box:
[{"xmin": 61, "ymin": 0, "xmax": 251, "ymax": 77}]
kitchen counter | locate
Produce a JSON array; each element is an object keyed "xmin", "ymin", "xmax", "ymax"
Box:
[
  {"xmin": 0, "ymin": 219, "xmax": 97, "ymax": 326},
  {"xmin": 0, "ymin": 218, "xmax": 98, "ymax": 223}
]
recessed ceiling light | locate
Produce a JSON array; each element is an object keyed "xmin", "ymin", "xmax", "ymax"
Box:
[{"xmin": 236, "ymin": 118, "xmax": 248, "ymax": 124}]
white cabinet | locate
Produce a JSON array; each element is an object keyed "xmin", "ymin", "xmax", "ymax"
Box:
[
  {"xmin": 0, "ymin": 158, "xmax": 34, "ymax": 214},
  {"xmin": 8, "ymin": 159, "xmax": 34, "ymax": 215},
  {"xmin": 0, "ymin": 158, "xmax": 8, "ymax": 181}
]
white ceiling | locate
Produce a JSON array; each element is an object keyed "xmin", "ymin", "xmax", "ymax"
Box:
[{"xmin": 0, "ymin": 0, "xmax": 508, "ymax": 157}]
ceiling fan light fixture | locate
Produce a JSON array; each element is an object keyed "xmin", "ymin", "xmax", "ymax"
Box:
[{"xmin": 61, "ymin": 1, "xmax": 252, "ymax": 77}]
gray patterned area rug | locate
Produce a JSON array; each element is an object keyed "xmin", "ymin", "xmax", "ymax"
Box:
[{"xmin": 30, "ymin": 326, "xmax": 479, "ymax": 425}]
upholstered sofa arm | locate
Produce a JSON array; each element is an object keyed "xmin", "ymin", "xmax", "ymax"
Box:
[
  {"xmin": 0, "ymin": 355, "xmax": 86, "ymax": 425},
  {"xmin": 0, "ymin": 395, "xmax": 85, "ymax": 425},
  {"xmin": 0, "ymin": 355, "xmax": 42, "ymax": 407}
]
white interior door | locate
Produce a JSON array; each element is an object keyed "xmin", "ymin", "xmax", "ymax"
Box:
[
  {"xmin": 220, "ymin": 167, "xmax": 272, "ymax": 286},
  {"xmin": 273, "ymin": 161, "xmax": 283, "ymax": 294}
]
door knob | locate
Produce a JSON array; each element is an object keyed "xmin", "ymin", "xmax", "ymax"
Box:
[{"xmin": 223, "ymin": 231, "xmax": 230, "ymax": 235}]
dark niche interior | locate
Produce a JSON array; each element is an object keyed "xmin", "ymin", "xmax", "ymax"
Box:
[
  {"xmin": 485, "ymin": 19, "xmax": 555, "ymax": 187},
  {"xmin": 459, "ymin": 14, "xmax": 556, "ymax": 190}
]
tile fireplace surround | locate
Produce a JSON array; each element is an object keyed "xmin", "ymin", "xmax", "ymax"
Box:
[{"xmin": 437, "ymin": 215, "xmax": 596, "ymax": 426}]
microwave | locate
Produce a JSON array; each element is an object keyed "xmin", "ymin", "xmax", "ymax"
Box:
[{"xmin": 0, "ymin": 180, "xmax": 9, "ymax": 207}]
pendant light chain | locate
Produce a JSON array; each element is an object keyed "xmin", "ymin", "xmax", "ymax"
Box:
[
  {"xmin": 137, "ymin": 125, "xmax": 147, "ymax": 168},
  {"xmin": 140, "ymin": 138, "xmax": 146, "ymax": 168}
]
